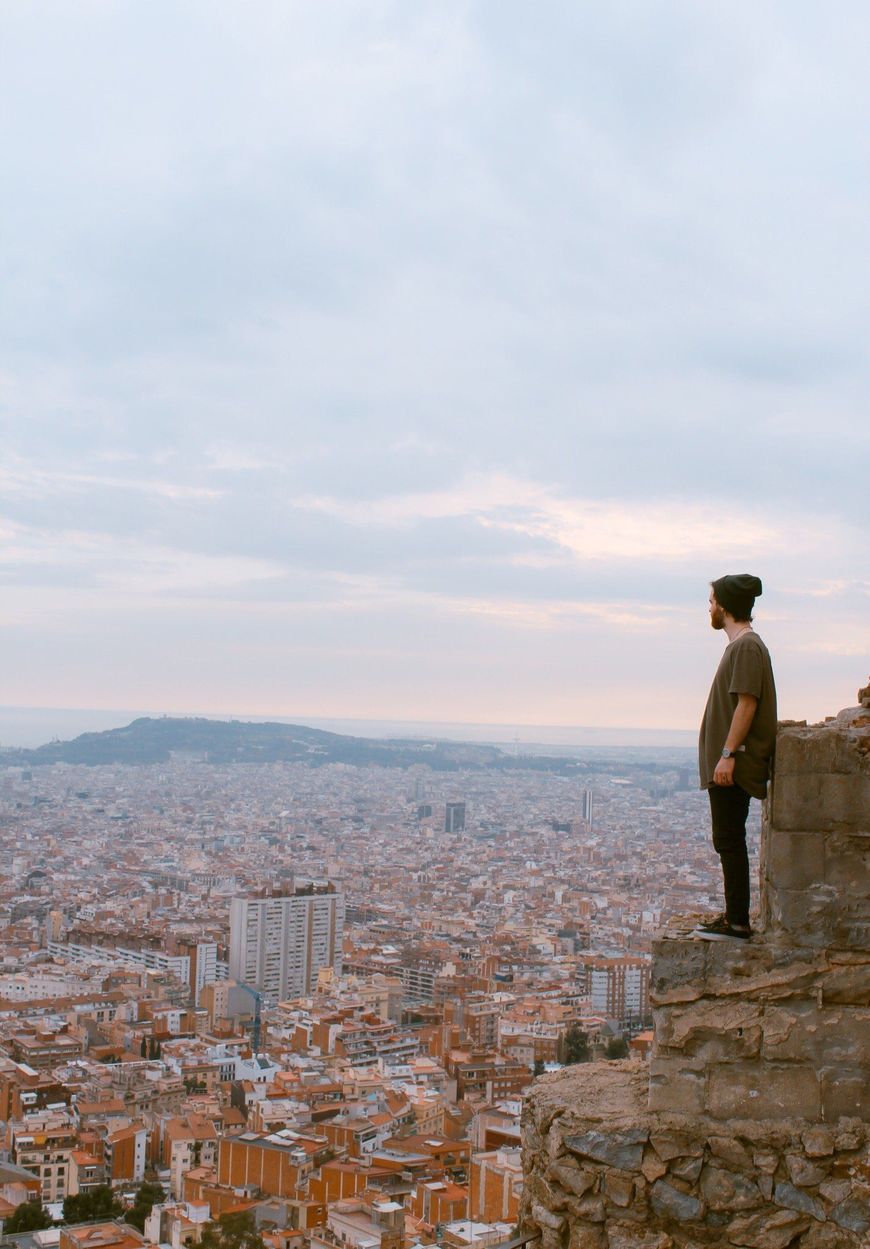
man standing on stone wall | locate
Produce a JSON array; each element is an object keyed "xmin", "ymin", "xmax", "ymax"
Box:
[{"xmin": 695, "ymin": 574, "xmax": 777, "ymax": 941}]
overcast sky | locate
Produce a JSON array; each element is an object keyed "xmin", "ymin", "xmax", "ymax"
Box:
[{"xmin": 1, "ymin": 1, "xmax": 867, "ymax": 738}]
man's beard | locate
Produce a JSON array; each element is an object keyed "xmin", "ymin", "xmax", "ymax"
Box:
[{"xmin": 710, "ymin": 607, "xmax": 726, "ymax": 630}]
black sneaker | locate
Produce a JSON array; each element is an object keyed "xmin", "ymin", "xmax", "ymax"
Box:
[{"xmin": 693, "ymin": 915, "xmax": 752, "ymax": 941}]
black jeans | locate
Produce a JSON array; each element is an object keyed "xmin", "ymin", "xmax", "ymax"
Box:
[{"xmin": 708, "ymin": 783, "xmax": 752, "ymax": 927}]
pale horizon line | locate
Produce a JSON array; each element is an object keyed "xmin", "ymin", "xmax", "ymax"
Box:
[{"xmin": 0, "ymin": 703, "xmax": 699, "ymax": 751}]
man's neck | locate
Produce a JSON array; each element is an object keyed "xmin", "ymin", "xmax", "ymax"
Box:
[{"xmin": 724, "ymin": 618, "xmax": 752, "ymax": 642}]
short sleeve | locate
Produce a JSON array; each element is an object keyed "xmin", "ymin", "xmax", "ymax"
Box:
[{"xmin": 729, "ymin": 643, "xmax": 763, "ymax": 698}]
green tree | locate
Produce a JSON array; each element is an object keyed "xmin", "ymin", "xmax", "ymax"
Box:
[
  {"xmin": 533, "ymin": 1058, "xmax": 546, "ymax": 1077},
  {"xmin": 4, "ymin": 1201, "xmax": 53, "ymax": 1233},
  {"xmin": 605, "ymin": 1037, "xmax": 629, "ymax": 1060},
  {"xmin": 140, "ymin": 1036, "xmax": 148, "ymax": 1058},
  {"xmin": 125, "ymin": 1182, "xmax": 165, "ymax": 1232},
  {"xmin": 63, "ymin": 1184, "xmax": 124, "ymax": 1224},
  {"xmin": 561, "ymin": 1025, "xmax": 590, "ymax": 1065},
  {"xmin": 199, "ymin": 1211, "xmax": 266, "ymax": 1249}
]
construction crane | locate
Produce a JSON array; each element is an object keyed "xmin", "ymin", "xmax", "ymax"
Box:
[{"xmin": 236, "ymin": 981, "xmax": 263, "ymax": 1054}]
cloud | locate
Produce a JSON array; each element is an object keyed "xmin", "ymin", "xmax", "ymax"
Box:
[
  {"xmin": 1, "ymin": 2, "xmax": 868, "ymax": 726},
  {"xmin": 0, "ymin": 521, "xmax": 283, "ymax": 599},
  {"xmin": 204, "ymin": 445, "xmax": 282, "ymax": 473},
  {"xmin": 780, "ymin": 579, "xmax": 870, "ymax": 600},
  {"xmin": 0, "ymin": 458, "xmax": 221, "ymax": 502},
  {"xmin": 294, "ymin": 473, "xmax": 834, "ymax": 563}
]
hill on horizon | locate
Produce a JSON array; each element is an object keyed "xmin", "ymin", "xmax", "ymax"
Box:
[
  {"xmin": 2, "ymin": 715, "xmax": 500, "ymax": 769},
  {"xmin": 0, "ymin": 715, "xmax": 691, "ymax": 776},
  {"xmin": 0, "ymin": 714, "xmax": 569, "ymax": 772}
]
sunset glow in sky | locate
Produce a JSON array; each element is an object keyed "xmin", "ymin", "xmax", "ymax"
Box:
[{"xmin": 2, "ymin": 3, "xmax": 868, "ymax": 737}]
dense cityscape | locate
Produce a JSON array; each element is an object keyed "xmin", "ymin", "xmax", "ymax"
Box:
[
  {"xmin": 0, "ymin": 729, "xmax": 759, "ymax": 1249},
  {"xmin": 2, "ymin": 0, "xmax": 864, "ymax": 1242}
]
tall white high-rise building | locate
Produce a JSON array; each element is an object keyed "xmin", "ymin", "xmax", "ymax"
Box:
[
  {"xmin": 582, "ymin": 789, "xmax": 594, "ymax": 829},
  {"xmin": 578, "ymin": 954, "xmax": 650, "ymax": 1024},
  {"xmin": 228, "ymin": 884, "xmax": 344, "ymax": 1002}
]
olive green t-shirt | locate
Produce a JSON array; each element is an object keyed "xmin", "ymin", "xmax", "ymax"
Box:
[{"xmin": 699, "ymin": 632, "xmax": 777, "ymax": 799}]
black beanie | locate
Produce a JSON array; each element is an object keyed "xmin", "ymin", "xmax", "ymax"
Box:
[{"xmin": 711, "ymin": 573, "xmax": 763, "ymax": 620}]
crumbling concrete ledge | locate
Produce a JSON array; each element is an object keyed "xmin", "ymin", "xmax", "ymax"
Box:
[
  {"xmin": 520, "ymin": 692, "xmax": 870, "ymax": 1248},
  {"xmin": 649, "ymin": 932, "xmax": 870, "ymax": 1124},
  {"xmin": 520, "ymin": 1063, "xmax": 870, "ymax": 1248}
]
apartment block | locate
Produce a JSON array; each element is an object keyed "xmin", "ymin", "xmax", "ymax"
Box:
[
  {"xmin": 577, "ymin": 954, "xmax": 651, "ymax": 1023},
  {"xmin": 104, "ymin": 1123, "xmax": 148, "ymax": 1185},
  {"xmin": 469, "ymin": 1148, "xmax": 522, "ymax": 1223},
  {"xmin": 10, "ymin": 1113, "xmax": 77, "ymax": 1204},
  {"xmin": 217, "ymin": 1130, "xmax": 332, "ymax": 1198},
  {"xmin": 228, "ymin": 884, "xmax": 344, "ymax": 1001}
]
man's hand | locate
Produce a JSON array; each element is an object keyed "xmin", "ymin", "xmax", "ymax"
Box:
[
  {"xmin": 713, "ymin": 693, "xmax": 757, "ymax": 786},
  {"xmin": 713, "ymin": 755, "xmax": 736, "ymax": 786}
]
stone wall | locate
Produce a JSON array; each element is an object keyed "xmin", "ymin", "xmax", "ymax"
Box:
[
  {"xmin": 761, "ymin": 703, "xmax": 870, "ymax": 950},
  {"xmin": 520, "ymin": 689, "xmax": 870, "ymax": 1248}
]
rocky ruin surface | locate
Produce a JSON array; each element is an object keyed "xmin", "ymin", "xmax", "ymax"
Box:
[{"xmin": 521, "ymin": 690, "xmax": 870, "ymax": 1248}]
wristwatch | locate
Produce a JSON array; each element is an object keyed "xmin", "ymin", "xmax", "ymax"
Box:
[{"xmin": 721, "ymin": 748, "xmax": 735, "ymax": 758}]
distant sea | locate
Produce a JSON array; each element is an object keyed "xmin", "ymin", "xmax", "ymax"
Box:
[{"xmin": 0, "ymin": 704, "xmax": 696, "ymax": 754}]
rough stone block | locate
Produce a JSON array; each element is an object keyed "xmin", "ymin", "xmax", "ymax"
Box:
[
  {"xmin": 649, "ymin": 1180, "xmax": 703, "ymax": 1222},
  {"xmin": 832, "ymin": 1120, "xmax": 864, "ymax": 1151},
  {"xmin": 640, "ymin": 1149, "xmax": 667, "ymax": 1182},
  {"xmin": 706, "ymin": 1063, "xmax": 820, "ymax": 1121},
  {"xmin": 820, "ymin": 1070, "xmax": 870, "ymax": 1120},
  {"xmin": 531, "ymin": 1202, "xmax": 566, "ymax": 1231},
  {"xmin": 528, "ymin": 1174, "xmax": 569, "ymax": 1213},
  {"xmin": 784, "ymin": 1152, "xmax": 829, "ymax": 1186},
  {"xmin": 820, "ymin": 958, "xmax": 870, "ymax": 1006},
  {"xmin": 606, "ymin": 1230, "xmax": 672, "ymax": 1249},
  {"xmin": 567, "ymin": 1227, "xmax": 606, "ymax": 1249},
  {"xmin": 829, "ymin": 1197, "xmax": 870, "ymax": 1235},
  {"xmin": 766, "ymin": 830, "xmax": 825, "ymax": 891},
  {"xmin": 762, "ymin": 1002, "xmax": 870, "ymax": 1066},
  {"xmin": 567, "ymin": 1226, "xmax": 607, "ymax": 1249},
  {"xmin": 654, "ymin": 998, "xmax": 762, "ymax": 1062},
  {"xmin": 727, "ymin": 1208, "xmax": 810, "ymax": 1248},
  {"xmin": 702, "ymin": 939, "xmax": 776, "ymax": 982},
  {"xmin": 759, "ymin": 796, "xmax": 773, "ymax": 931},
  {"xmin": 699, "ymin": 1164, "xmax": 763, "ymax": 1211},
  {"xmin": 708, "ymin": 1136, "xmax": 753, "ymax": 1169},
  {"xmin": 774, "ymin": 1180, "xmax": 826, "ymax": 1220},
  {"xmin": 649, "ymin": 938, "xmax": 707, "ymax": 1005},
  {"xmin": 568, "ymin": 1195, "xmax": 605, "ymax": 1223},
  {"xmin": 774, "ymin": 728, "xmax": 863, "ymax": 777},
  {"xmin": 648, "ymin": 1132, "xmax": 704, "ymax": 1162},
  {"xmin": 547, "ymin": 1163, "xmax": 597, "ymax": 1198},
  {"xmin": 820, "ymin": 1010, "xmax": 870, "ymax": 1066},
  {"xmin": 772, "ymin": 771, "xmax": 870, "ymax": 833},
  {"xmin": 752, "ymin": 1151, "xmax": 780, "ymax": 1174},
  {"xmin": 841, "ymin": 920, "xmax": 870, "ymax": 950},
  {"xmin": 819, "ymin": 1180, "xmax": 852, "ymax": 1206},
  {"xmin": 648, "ymin": 1056, "xmax": 705, "ymax": 1114},
  {"xmin": 825, "ymin": 835, "xmax": 870, "ymax": 896},
  {"xmin": 769, "ymin": 883, "xmax": 837, "ymax": 931},
  {"xmin": 798, "ymin": 1224, "xmax": 863, "ymax": 1249},
  {"xmin": 702, "ymin": 939, "xmax": 824, "ymax": 999},
  {"xmin": 765, "ymin": 884, "xmax": 847, "ymax": 949},
  {"xmin": 604, "ymin": 1171, "xmax": 634, "ymax": 1207},
  {"xmin": 563, "ymin": 1128, "xmax": 647, "ymax": 1172},
  {"xmin": 668, "ymin": 1155, "xmax": 703, "ymax": 1183}
]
